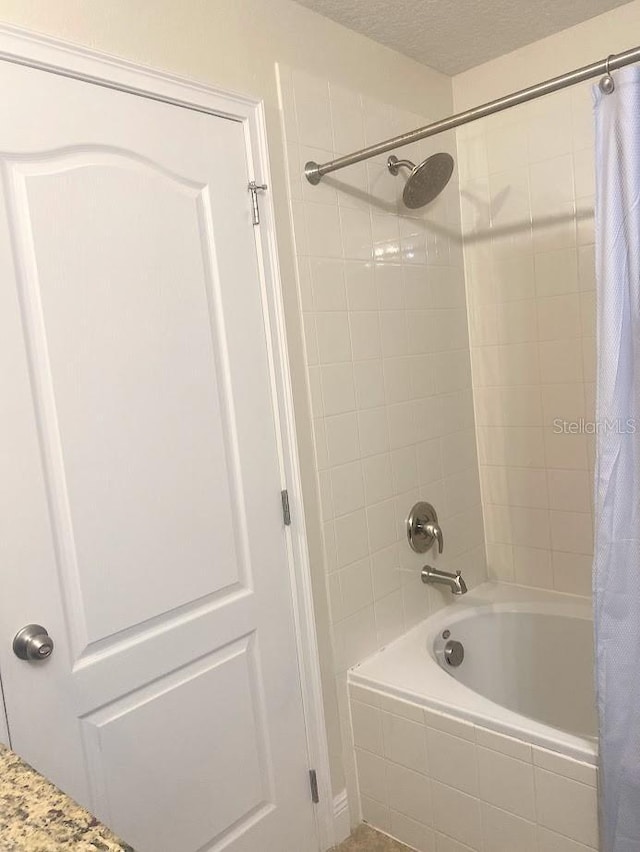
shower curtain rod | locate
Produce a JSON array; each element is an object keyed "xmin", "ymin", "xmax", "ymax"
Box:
[{"xmin": 304, "ymin": 44, "xmax": 640, "ymax": 185}]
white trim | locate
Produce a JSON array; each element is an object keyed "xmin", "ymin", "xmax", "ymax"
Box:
[
  {"xmin": 333, "ymin": 789, "xmax": 351, "ymax": 845},
  {"xmin": 0, "ymin": 23, "xmax": 333, "ymax": 852},
  {"xmin": 246, "ymin": 96, "xmax": 336, "ymax": 852}
]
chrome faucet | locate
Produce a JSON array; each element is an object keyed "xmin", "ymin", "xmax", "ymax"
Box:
[{"xmin": 421, "ymin": 566, "xmax": 467, "ymax": 595}]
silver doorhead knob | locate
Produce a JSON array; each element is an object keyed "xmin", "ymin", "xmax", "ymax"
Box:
[{"xmin": 13, "ymin": 624, "xmax": 54, "ymax": 661}]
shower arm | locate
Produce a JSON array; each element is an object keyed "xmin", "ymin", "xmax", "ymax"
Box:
[
  {"xmin": 304, "ymin": 44, "xmax": 640, "ymax": 185},
  {"xmin": 387, "ymin": 155, "xmax": 415, "ymax": 175}
]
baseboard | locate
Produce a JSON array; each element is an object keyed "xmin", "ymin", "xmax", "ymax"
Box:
[{"xmin": 333, "ymin": 789, "xmax": 350, "ymax": 845}]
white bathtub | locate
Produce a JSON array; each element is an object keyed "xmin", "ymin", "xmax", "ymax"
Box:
[{"xmin": 350, "ymin": 582, "xmax": 597, "ymax": 764}]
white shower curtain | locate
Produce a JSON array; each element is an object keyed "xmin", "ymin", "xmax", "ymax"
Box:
[{"xmin": 594, "ymin": 65, "xmax": 640, "ymax": 852}]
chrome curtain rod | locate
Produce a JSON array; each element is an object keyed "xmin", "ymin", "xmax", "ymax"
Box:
[{"xmin": 304, "ymin": 44, "xmax": 640, "ymax": 185}]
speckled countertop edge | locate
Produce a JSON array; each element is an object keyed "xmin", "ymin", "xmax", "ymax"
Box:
[{"xmin": 0, "ymin": 744, "xmax": 134, "ymax": 851}]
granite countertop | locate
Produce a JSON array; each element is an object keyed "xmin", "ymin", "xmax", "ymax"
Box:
[{"xmin": 0, "ymin": 744, "xmax": 134, "ymax": 851}]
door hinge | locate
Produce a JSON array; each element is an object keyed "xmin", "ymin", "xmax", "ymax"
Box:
[
  {"xmin": 309, "ymin": 769, "xmax": 319, "ymax": 804},
  {"xmin": 248, "ymin": 180, "xmax": 268, "ymax": 226},
  {"xmin": 281, "ymin": 489, "xmax": 291, "ymax": 526}
]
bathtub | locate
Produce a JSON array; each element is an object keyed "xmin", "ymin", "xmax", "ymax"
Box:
[
  {"xmin": 350, "ymin": 581, "xmax": 597, "ymax": 763},
  {"xmin": 348, "ymin": 582, "xmax": 599, "ymax": 851}
]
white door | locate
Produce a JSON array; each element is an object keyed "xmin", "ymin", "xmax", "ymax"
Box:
[{"xmin": 0, "ymin": 58, "xmax": 317, "ymax": 852}]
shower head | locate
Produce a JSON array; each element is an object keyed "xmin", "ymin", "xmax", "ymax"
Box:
[{"xmin": 387, "ymin": 152, "xmax": 454, "ymax": 209}]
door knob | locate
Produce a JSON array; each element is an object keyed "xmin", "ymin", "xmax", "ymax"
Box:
[{"xmin": 13, "ymin": 624, "xmax": 54, "ymax": 661}]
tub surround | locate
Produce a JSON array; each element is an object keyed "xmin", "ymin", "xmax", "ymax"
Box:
[
  {"xmin": 279, "ymin": 62, "xmax": 487, "ymax": 823},
  {"xmin": 349, "ymin": 583, "xmax": 599, "ymax": 850},
  {"xmin": 351, "ymin": 684, "xmax": 598, "ymax": 851},
  {"xmin": 0, "ymin": 744, "xmax": 132, "ymax": 851}
]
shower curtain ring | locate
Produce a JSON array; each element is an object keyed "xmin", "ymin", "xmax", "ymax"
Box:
[{"xmin": 600, "ymin": 54, "xmax": 616, "ymax": 94}]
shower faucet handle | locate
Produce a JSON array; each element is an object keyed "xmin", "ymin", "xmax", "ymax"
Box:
[
  {"xmin": 406, "ymin": 501, "xmax": 444, "ymax": 554},
  {"xmin": 423, "ymin": 520, "xmax": 444, "ymax": 554}
]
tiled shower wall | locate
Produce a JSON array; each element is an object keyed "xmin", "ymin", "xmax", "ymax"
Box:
[
  {"xmin": 456, "ymin": 83, "xmax": 596, "ymax": 596},
  {"xmin": 349, "ymin": 683, "xmax": 598, "ymax": 852},
  {"xmin": 277, "ymin": 65, "xmax": 486, "ymax": 802}
]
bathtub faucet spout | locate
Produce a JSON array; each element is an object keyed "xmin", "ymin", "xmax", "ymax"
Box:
[{"xmin": 421, "ymin": 566, "xmax": 467, "ymax": 595}]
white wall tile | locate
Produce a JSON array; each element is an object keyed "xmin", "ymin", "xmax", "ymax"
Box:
[
  {"xmin": 547, "ymin": 469, "xmax": 591, "ymax": 513},
  {"xmin": 351, "ymin": 700, "xmax": 384, "ymax": 755},
  {"xmin": 463, "ymin": 75, "xmax": 596, "ymax": 594},
  {"xmin": 321, "ymin": 364, "xmax": 356, "ymax": 416},
  {"xmin": 335, "ymin": 510, "xmax": 369, "ymax": 568},
  {"xmin": 552, "ymin": 551, "xmax": 592, "ymax": 596},
  {"xmin": 387, "ymin": 763, "xmax": 432, "ymax": 825},
  {"xmin": 345, "ymin": 260, "xmax": 376, "ymax": 310},
  {"xmin": 362, "ymin": 453, "xmax": 394, "ymax": 505},
  {"xmin": 383, "ymin": 712, "xmax": 428, "ymax": 774},
  {"xmin": 306, "ymin": 203, "xmax": 343, "ymax": 258},
  {"xmin": 325, "ymin": 411, "xmax": 360, "ymax": 465},
  {"xmin": 350, "ymin": 312, "xmax": 382, "ymax": 360},
  {"xmin": 435, "ymin": 834, "xmax": 476, "ymax": 852},
  {"xmin": 432, "ymin": 781, "xmax": 482, "ymax": 849},
  {"xmin": 374, "ymin": 589, "xmax": 405, "ymax": 646},
  {"xmin": 380, "ymin": 311, "xmax": 409, "ymax": 358},
  {"xmin": 355, "ymin": 748, "xmax": 387, "ymax": 803},
  {"xmin": 331, "ymin": 461, "xmax": 365, "ymax": 517},
  {"xmin": 383, "ymin": 357, "xmax": 413, "ymax": 404},
  {"xmin": 340, "ymin": 557, "xmax": 374, "ymax": 617},
  {"xmin": 424, "ymin": 709, "xmax": 475, "ymax": 743},
  {"xmin": 378, "ymin": 694, "xmax": 424, "ymax": 723},
  {"xmin": 292, "ymin": 69, "xmax": 332, "ymax": 150},
  {"xmin": 475, "ymin": 727, "xmax": 531, "ymax": 762},
  {"xmin": 282, "ymin": 67, "xmax": 491, "ymax": 823},
  {"xmin": 340, "ymin": 207, "xmax": 373, "ymax": 261},
  {"xmin": 309, "ymin": 257, "xmax": 346, "ymax": 311},
  {"xmin": 389, "ymin": 810, "xmax": 436, "ymax": 852},
  {"xmin": 371, "ymin": 545, "xmax": 401, "ymax": 599},
  {"xmin": 354, "ymin": 360, "xmax": 386, "ymax": 410},
  {"xmin": 537, "ymin": 826, "xmax": 595, "ymax": 852},
  {"xmin": 361, "ymin": 795, "xmax": 391, "ymax": 832},
  {"xmin": 352, "ymin": 688, "xmax": 599, "ymax": 852},
  {"xmin": 330, "ymin": 83, "xmax": 365, "ymax": 155},
  {"xmin": 481, "ymin": 802, "xmax": 537, "ymax": 852},
  {"xmin": 529, "ymin": 156, "xmax": 574, "ymax": 219},
  {"xmin": 513, "ymin": 545, "xmax": 553, "ymax": 588},
  {"xmin": 550, "ymin": 510, "xmax": 593, "ymax": 556},
  {"xmin": 338, "ymin": 605, "xmax": 377, "ymax": 669},
  {"xmin": 477, "ymin": 746, "xmax": 536, "ymax": 820},
  {"xmin": 367, "ymin": 499, "xmax": 398, "ymax": 553},
  {"xmin": 427, "ymin": 729, "xmax": 478, "ymax": 796},
  {"xmin": 358, "ymin": 407, "xmax": 391, "ymax": 457},
  {"xmin": 534, "ymin": 767, "xmax": 598, "ymax": 847},
  {"xmin": 316, "ymin": 312, "xmax": 352, "ymax": 363},
  {"xmin": 532, "ymin": 747, "xmax": 596, "ymax": 787}
]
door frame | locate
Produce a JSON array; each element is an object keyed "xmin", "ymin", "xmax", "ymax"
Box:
[{"xmin": 0, "ymin": 23, "xmax": 334, "ymax": 852}]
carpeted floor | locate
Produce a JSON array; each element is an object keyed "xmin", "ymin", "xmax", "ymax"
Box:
[{"xmin": 333, "ymin": 824, "xmax": 412, "ymax": 851}]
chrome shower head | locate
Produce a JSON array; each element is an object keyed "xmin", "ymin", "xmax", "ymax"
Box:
[{"xmin": 387, "ymin": 152, "xmax": 454, "ymax": 208}]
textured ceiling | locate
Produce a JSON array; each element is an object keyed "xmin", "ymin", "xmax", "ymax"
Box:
[{"xmin": 292, "ymin": 0, "xmax": 632, "ymax": 74}]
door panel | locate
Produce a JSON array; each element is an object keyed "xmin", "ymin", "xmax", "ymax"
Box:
[
  {"xmin": 8, "ymin": 153, "xmax": 244, "ymax": 650},
  {"xmin": 0, "ymin": 60, "xmax": 316, "ymax": 852},
  {"xmin": 82, "ymin": 637, "xmax": 271, "ymax": 851}
]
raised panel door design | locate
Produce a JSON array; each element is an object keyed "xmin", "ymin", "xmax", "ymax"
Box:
[
  {"xmin": 81, "ymin": 636, "xmax": 274, "ymax": 852},
  {"xmin": 5, "ymin": 152, "xmax": 246, "ymax": 655},
  {"xmin": 0, "ymin": 58, "xmax": 316, "ymax": 852}
]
